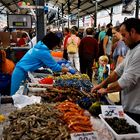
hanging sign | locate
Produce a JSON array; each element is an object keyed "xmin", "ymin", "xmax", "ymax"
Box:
[
  {"xmin": 8, "ymin": 14, "xmax": 32, "ymax": 29},
  {"xmin": 101, "ymin": 105, "xmax": 124, "ymax": 118}
]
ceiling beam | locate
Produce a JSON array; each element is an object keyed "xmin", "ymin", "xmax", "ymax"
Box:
[
  {"xmin": 0, "ymin": 0, "xmax": 21, "ymax": 13},
  {"xmin": 72, "ymin": 0, "xmax": 122, "ymax": 18}
]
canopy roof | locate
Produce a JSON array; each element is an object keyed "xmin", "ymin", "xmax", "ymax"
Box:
[{"xmin": 0, "ymin": 0, "xmax": 122, "ymax": 17}]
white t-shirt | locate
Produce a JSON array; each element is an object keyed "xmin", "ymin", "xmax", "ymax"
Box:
[{"xmin": 115, "ymin": 43, "xmax": 140, "ymax": 114}]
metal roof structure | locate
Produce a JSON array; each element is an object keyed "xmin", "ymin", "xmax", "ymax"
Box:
[
  {"xmin": 48, "ymin": 0, "xmax": 122, "ymax": 17},
  {"xmin": 0, "ymin": 0, "xmax": 36, "ymax": 14},
  {"xmin": 0, "ymin": 0, "xmax": 122, "ymax": 17},
  {"xmin": 0, "ymin": 0, "xmax": 139, "ymax": 41}
]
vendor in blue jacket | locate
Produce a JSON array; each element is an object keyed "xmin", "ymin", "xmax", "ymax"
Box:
[{"xmin": 11, "ymin": 32, "xmax": 76, "ymax": 95}]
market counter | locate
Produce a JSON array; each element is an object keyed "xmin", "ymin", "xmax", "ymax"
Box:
[
  {"xmin": 9, "ymin": 46, "xmax": 30, "ymax": 63},
  {"xmin": 0, "ymin": 101, "xmax": 113, "ymax": 140},
  {"xmin": 10, "ymin": 46, "xmax": 31, "ymax": 50}
]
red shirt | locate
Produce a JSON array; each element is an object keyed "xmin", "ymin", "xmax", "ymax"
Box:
[
  {"xmin": 63, "ymin": 34, "xmax": 71, "ymax": 50},
  {"xmin": 16, "ymin": 38, "xmax": 26, "ymax": 61},
  {"xmin": 17, "ymin": 38, "xmax": 26, "ymax": 46},
  {"xmin": 79, "ymin": 36, "xmax": 99, "ymax": 61}
]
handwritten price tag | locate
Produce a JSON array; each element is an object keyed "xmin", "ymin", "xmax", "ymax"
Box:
[
  {"xmin": 71, "ymin": 131, "xmax": 98, "ymax": 140},
  {"xmin": 101, "ymin": 105, "xmax": 124, "ymax": 118}
]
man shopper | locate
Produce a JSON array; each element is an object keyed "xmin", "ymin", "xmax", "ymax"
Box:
[{"xmin": 79, "ymin": 28, "xmax": 98, "ymax": 81}]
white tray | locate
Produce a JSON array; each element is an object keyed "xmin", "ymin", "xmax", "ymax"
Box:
[
  {"xmin": 27, "ymin": 83, "xmax": 53, "ymax": 88},
  {"xmin": 99, "ymin": 114, "xmax": 140, "ymax": 140},
  {"xmin": 28, "ymin": 87, "xmax": 46, "ymax": 92},
  {"xmin": 27, "ymin": 83, "xmax": 53, "ymax": 92}
]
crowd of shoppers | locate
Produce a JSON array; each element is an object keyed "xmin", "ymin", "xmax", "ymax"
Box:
[
  {"xmin": 91, "ymin": 18, "xmax": 140, "ymax": 124},
  {"xmin": 59, "ymin": 18, "xmax": 140, "ymax": 125}
]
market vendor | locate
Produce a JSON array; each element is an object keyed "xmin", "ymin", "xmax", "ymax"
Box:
[
  {"xmin": 11, "ymin": 32, "xmax": 76, "ymax": 96},
  {"xmin": 91, "ymin": 18, "xmax": 140, "ymax": 124},
  {"xmin": 0, "ymin": 50, "xmax": 15, "ymax": 95},
  {"xmin": 0, "ymin": 50, "xmax": 15, "ymax": 75}
]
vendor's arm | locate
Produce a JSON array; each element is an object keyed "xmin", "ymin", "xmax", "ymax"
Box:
[
  {"xmin": 40, "ymin": 51, "xmax": 64, "ymax": 72},
  {"xmin": 98, "ymin": 81, "xmax": 122, "ymax": 95},
  {"xmin": 99, "ymin": 49, "xmax": 140, "ymax": 94},
  {"xmin": 91, "ymin": 70, "xmax": 119, "ymax": 93},
  {"xmin": 41, "ymin": 52, "xmax": 76, "ymax": 74}
]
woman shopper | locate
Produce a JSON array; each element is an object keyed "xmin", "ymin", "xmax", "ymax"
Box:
[
  {"xmin": 103, "ymin": 28, "xmax": 113, "ymax": 63},
  {"xmin": 112, "ymin": 27, "xmax": 129, "ymax": 67},
  {"xmin": 11, "ymin": 32, "xmax": 76, "ymax": 95},
  {"xmin": 66, "ymin": 27, "xmax": 81, "ymax": 71},
  {"xmin": 63, "ymin": 28, "xmax": 71, "ymax": 60}
]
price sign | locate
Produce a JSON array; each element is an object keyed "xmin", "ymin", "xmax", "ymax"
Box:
[
  {"xmin": 71, "ymin": 131, "xmax": 98, "ymax": 140},
  {"xmin": 101, "ymin": 105, "xmax": 124, "ymax": 118}
]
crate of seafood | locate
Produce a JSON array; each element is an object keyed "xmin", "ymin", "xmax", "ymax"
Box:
[{"xmin": 99, "ymin": 114, "xmax": 140, "ymax": 140}]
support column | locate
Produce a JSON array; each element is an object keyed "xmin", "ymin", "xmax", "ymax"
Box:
[
  {"xmin": 61, "ymin": 3, "xmax": 64, "ymax": 31},
  {"xmin": 94, "ymin": 0, "xmax": 97, "ymax": 27},
  {"xmin": 36, "ymin": 0, "xmax": 45, "ymax": 42},
  {"xmin": 57, "ymin": 8, "xmax": 60, "ymax": 30},
  {"xmin": 110, "ymin": 7, "xmax": 113, "ymax": 24},
  {"xmin": 77, "ymin": 10, "xmax": 79, "ymax": 29},
  {"xmin": 135, "ymin": 0, "xmax": 139, "ymax": 19},
  {"xmin": 68, "ymin": 0, "xmax": 70, "ymax": 29},
  {"xmin": 77, "ymin": 0, "xmax": 81, "ymax": 29}
]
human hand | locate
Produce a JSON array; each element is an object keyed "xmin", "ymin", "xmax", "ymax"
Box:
[
  {"xmin": 57, "ymin": 59, "xmax": 67, "ymax": 65},
  {"xmin": 91, "ymin": 84, "xmax": 102, "ymax": 93},
  {"xmin": 69, "ymin": 69, "xmax": 76, "ymax": 74},
  {"xmin": 97, "ymin": 88, "xmax": 107, "ymax": 95},
  {"xmin": 65, "ymin": 62, "xmax": 70, "ymax": 68}
]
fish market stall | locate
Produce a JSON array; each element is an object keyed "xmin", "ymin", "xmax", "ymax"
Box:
[{"xmin": 1, "ymin": 70, "xmax": 140, "ymax": 140}]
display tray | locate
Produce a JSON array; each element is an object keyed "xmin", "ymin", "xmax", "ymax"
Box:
[
  {"xmin": 28, "ymin": 87, "xmax": 46, "ymax": 92},
  {"xmin": 27, "ymin": 83, "xmax": 53, "ymax": 88},
  {"xmin": 99, "ymin": 114, "xmax": 140, "ymax": 140},
  {"xmin": 27, "ymin": 83, "xmax": 53, "ymax": 92}
]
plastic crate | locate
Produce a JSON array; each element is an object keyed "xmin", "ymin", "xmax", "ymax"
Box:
[
  {"xmin": 99, "ymin": 114, "xmax": 140, "ymax": 140},
  {"xmin": 0, "ymin": 73, "xmax": 11, "ymax": 88}
]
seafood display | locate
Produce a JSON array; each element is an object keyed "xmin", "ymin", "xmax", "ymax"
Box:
[
  {"xmin": 39, "ymin": 76, "xmax": 54, "ymax": 84},
  {"xmin": 0, "ymin": 114, "xmax": 6, "ymax": 123},
  {"xmin": 3, "ymin": 103, "xmax": 70, "ymax": 140},
  {"xmin": 1, "ymin": 72, "xmax": 117, "ymax": 140},
  {"xmin": 54, "ymin": 74, "xmax": 93, "ymax": 92},
  {"xmin": 34, "ymin": 87, "xmax": 86, "ymax": 103},
  {"xmin": 56, "ymin": 101, "xmax": 93, "ymax": 133},
  {"xmin": 105, "ymin": 117, "xmax": 138, "ymax": 134}
]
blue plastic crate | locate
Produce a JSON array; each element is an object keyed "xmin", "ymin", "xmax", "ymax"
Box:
[{"xmin": 0, "ymin": 73, "xmax": 11, "ymax": 89}]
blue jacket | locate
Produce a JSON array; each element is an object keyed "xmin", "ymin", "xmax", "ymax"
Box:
[{"xmin": 16, "ymin": 41, "xmax": 62, "ymax": 72}]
